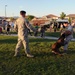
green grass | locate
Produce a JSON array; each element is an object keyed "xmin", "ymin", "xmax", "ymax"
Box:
[
  {"xmin": 0, "ymin": 35, "xmax": 75, "ymax": 75},
  {"xmin": 45, "ymin": 32, "xmax": 61, "ymax": 37},
  {"xmin": 8, "ymin": 31, "xmax": 75, "ymax": 38},
  {"xmin": 45, "ymin": 32, "xmax": 75, "ymax": 38}
]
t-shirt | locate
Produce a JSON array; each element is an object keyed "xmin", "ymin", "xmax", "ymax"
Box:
[
  {"xmin": 61, "ymin": 24, "xmax": 74, "ymax": 36},
  {"xmin": 66, "ymin": 25, "xmax": 73, "ymax": 35}
]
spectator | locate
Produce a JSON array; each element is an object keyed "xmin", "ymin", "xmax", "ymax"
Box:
[
  {"xmin": 54, "ymin": 26, "xmax": 57, "ymax": 32},
  {"xmin": 2, "ymin": 20, "xmax": 7, "ymax": 30},
  {"xmin": 40, "ymin": 26, "xmax": 45, "ymax": 38},
  {"xmin": 50, "ymin": 25, "xmax": 52, "ymax": 32},
  {"xmin": 10, "ymin": 21, "xmax": 14, "ymax": 31},
  {"xmin": 60, "ymin": 24, "xmax": 63, "ymax": 32},
  {"xmin": 6, "ymin": 22, "xmax": 11, "ymax": 35},
  {"xmin": 34, "ymin": 24, "xmax": 38, "ymax": 36},
  {"xmin": 0, "ymin": 26, "xmax": 2, "ymax": 33}
]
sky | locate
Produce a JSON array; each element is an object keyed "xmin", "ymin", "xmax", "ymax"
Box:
[{"xmin": 0, "ymin": 0, "xmax": 75, "ymax": 17}]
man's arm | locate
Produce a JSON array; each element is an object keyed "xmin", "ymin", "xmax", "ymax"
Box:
[
  {"xmin": 14, "ymin": 21, "xmax": 18, "ymax": 32},
  {"xmin": 25, "ymin": 19, "xmax": 36, "ymax": 32}
]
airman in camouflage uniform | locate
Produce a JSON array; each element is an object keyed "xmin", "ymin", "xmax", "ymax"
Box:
[{"xmin": 14, "ymin": 11, "xmax": 36, "ymax": 57}]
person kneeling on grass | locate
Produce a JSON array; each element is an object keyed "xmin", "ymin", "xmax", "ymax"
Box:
[{"xmin": 62, "ymin": 23, "xmax": 75, "ymax": 53}]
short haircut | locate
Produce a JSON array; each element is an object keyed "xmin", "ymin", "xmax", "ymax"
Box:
[
  {"xmin": 20, "ymin": 10, "xmax": 26, "ymax": 14},
  {"xmin": 64, "ymin": 22, "xmax": 68, "ymax": 24}
]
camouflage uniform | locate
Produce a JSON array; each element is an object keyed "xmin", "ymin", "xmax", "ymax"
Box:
[{"xmin": 14, "ymin": 16, "xmax": 36, "ymax": 55}]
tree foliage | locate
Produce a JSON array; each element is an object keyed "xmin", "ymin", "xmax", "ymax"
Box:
[
  {"xmin": 10, "ymin": 17, "xmax": 15, "ymax": 21},
  {"xmin": 60, "ymin": 12, "xmax": 66, "ymax": 19},
  {"xmin": 27, "ymin": 15, "xmax": 35, "ymax": 21},
  {"xmin": 68, "ymin": 18, "xmax": 72, "ymax": 23}
]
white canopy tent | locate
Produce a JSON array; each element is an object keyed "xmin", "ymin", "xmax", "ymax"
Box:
[{"xmin": 56, "ymin": 19, "xmax": 69, "ymax": 23}]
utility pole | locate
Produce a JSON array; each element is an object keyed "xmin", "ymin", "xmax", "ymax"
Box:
[{"xmin": 5, "ymin": 5, "xmax": 7, "ymax": 18}]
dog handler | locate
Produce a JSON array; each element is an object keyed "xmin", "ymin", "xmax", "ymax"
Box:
[
  {"xmin": 14, "ymin": 10, "xmax": 36, "ymax": 57},
  {"xmin": 63, "ymin": 23, "xmax": 74, "ymax": 53}
]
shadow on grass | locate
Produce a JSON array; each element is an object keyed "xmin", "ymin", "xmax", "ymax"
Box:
[
  {"xmin": 1, "ymin": 38, "xmax": 75, "ymax": 44},
  {"xmin": 0, "ymin": 50, "xmax": 56, "ymax": 58},
  {"xmin": 0, "ymin": 39, "xmax": 17, "ymax": 44},
  {"xmin": 29, "ymin": 38, "xmax": 56, "ymax": 43},
  {"xmin": 0, "ymin": 38, "xmax": 56, "ymax": 44},
  {"xmin": 67, "ymin": 50, "xmax": 75, "ymax": 54},
  {"xmin": 34, "ymin": 52, "xmax": 57, "ymax": 58}
]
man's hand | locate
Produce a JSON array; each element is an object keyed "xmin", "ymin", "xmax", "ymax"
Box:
[
  {"xmin": 65, "ymin": 30, "xmax": 72, "ymax": 36},
  {"xmin": 34, "ymin": 30, "xmax": 38, "ymax": 36}
]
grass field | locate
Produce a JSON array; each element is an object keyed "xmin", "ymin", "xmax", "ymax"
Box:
[
  {"xmin": 45, "ymin": 32, "xmax": 75, "ymax": 38},
  {"xmin": 9, "ymin": 31, "xmax": 75, "ymax": 38},
  {"xmin": 0, "ymin": 35, "xmax": 75, "ymax": 75}
]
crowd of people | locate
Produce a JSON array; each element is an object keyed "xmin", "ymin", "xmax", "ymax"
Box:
[
  {"xmin": 0, "ymin": 19, "xmax": 47, "ymax": 37},
  {"xmin": 0, "ymin": 20, "xmax": 14, "ymax": 35}
]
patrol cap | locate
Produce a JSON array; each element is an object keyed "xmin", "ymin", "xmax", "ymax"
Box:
[{"xmin": 20, "ymin": 10, "xmax": 26, "ymax": 14}]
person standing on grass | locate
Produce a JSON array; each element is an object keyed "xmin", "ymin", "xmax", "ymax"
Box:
[
  {"xmin": 60, "ymin": 24, "xmax": 63, "ymax": 32},
  {"xmin": 34, "ymin": 24, "xmax": 38, "ymax": 36},
  {"xmin": 10, "ymin": 21, "xmax": 14, "ymax": 32},
  {"xmin": 54, "ymin": 23, "xmax": 57, "ymax": 32},
  {"xmin": 40, "ymin": 26, "xmax": 45, "ymax": 38},
  {"xmin": 50, "ymin": 25, "xmax": 52, "ymax": 32},
  {"xmin": 6, "ymin": 22, "xmax": 11, "ymax": 35},
  {"xmin": 0, "ymin": 26, "xmax": 2, "ymax": 33},
  {"xmin": 14, "ymin": 10, "xmax": 36, "ymax": 57},
  {"xmin": 2, "ymin": 20, "xmax": 7, "ymax": 30},
  {"xmin": 54, "ymin": 25, "xmax": 57, "ymax": 32}
]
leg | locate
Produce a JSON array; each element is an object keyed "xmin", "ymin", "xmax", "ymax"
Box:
[
  {"xmin": 64, "ymin": 43, "xmax": 69, "ymax": 51},
  {"xmin": 43, "ymin": 32, "xmax": 45, "ymax": 37},
  {"xmin": 41, "ymin": 32, "xmax": 43, "ymax": 37},
  {"xmin": 29, "ymin": 32, "xmax": 32, "ymax": 36},
  {"xmin": 14, "ymin": 38, "xmax": 22, "ymax": 56},
  {"xmin": 22, "ymin": 38, "xmax": 30, "ymax": 54},
  {"xmin": 52, "ymin": 49, "xmax": 63, "ymax": 56},
  {"xmin": 22, "ymin": 38, "xmax": 34, "ymax": 57},
  {"xmin": 52, "ymin": 44, "xmax": 61, "ymax": 54},
  {"xmin": 64, "ymin": 35, "xmax": 72, "ymax": 51},
  {"xmin": 28, "ymin": 29, "xmax": 32, "ymax": 36}
]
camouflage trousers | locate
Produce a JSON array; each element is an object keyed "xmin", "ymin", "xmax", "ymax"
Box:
[{"xmin": 15, "ymin": 37, "xmax": 30, "ymax": 55}]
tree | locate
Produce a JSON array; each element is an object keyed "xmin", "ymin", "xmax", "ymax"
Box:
[
  {"xmin": 10, "ymin": 17, "xmax": 14, "ymax": 21},
  {"xmin": 68, "ymin": 17, "xmax": 72, "ymax": 23},
  {"xmin": 27, "ymin": 15, "xmax": 35, "ymax": 21},
  {"xmin": 60, "ymin": 12, "xmax": 66, "ymax": 19}
]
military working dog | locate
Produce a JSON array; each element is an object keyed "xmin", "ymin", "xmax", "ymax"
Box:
[{"xmin": 52, "ymin": 31, "xmax": 72, "ymax": 55}]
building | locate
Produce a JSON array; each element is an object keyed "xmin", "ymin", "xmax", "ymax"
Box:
[
  {"xmin": 67, "ymin": 14, "xmax": 75, "ymax": 20},
  {"xmin": 66, "ymin": 14, "xmax": 75, "ymax": 23},
  {"xmin": 31, "ymin": 17, "xmax": 50, "ymax": 25},
  {"xmin": 31, "ymin": 14, "xmax": 58, "ymax": 26},
  {"xmin": 42, "ymin": 14, "xmax": 58, "ymax": 20}
]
